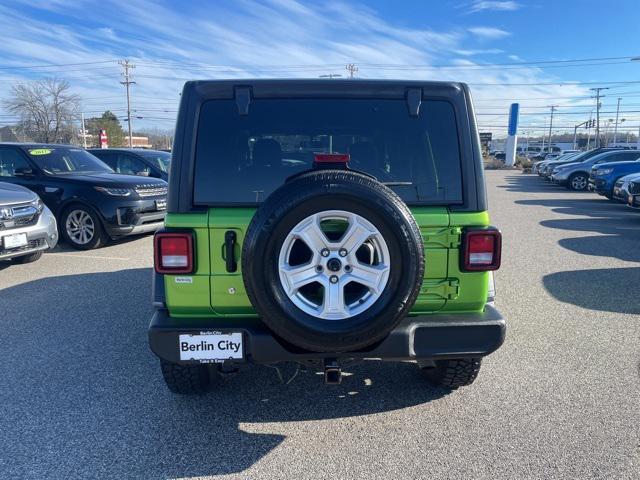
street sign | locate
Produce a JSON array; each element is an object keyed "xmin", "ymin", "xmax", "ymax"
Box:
[
  {"xmin": 508, "ymin": 103, "xmax": 519, "ymax": 136},
  {"xmin": 100, "ymin": 129, "xmax": 108, "ymax": 149}
]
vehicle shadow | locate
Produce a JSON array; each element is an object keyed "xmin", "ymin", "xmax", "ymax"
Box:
[
  {"xmin": 516, "ymin": 196, "xmax": 640, "ymax": 263},
  {"xmin": 543, "ymin": 267, "xmax": 640, "ymax": 314},
  {"xmin": 498, "ymin": 174, "xmax": 570, "ymax": 193},
  {"xmin": 0, "ymin": 268, "xmax": 448, "ymax": 478}
]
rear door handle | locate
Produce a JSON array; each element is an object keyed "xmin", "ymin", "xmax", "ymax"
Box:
[{"xmin": 224, "ymin": 231, "xmax": 237, "ymax": 272}]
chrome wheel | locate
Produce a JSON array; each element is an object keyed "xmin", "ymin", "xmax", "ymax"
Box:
[
  {"xmin": 278, "ymin": 210, "xmax": 391, "ymax": 320},
  {"xmin": 571, "ymin": 175, "xmax": 587, "ymax": 190},
  {"xmin": 65, "ymin": 209, "xmax": 95, "ymax": 245}
]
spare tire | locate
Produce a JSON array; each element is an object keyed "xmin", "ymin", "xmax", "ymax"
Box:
[{"xmin": 242, "ymin": 169, "xmax": 424, "ymax": 352}]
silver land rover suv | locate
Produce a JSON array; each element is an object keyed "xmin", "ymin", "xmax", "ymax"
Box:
[{"xmin": 0, "ymin": 182, "xmax": 58, "ymax": 263}]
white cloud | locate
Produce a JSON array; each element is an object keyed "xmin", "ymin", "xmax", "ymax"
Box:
[
  {"xmin": 468, "ymin": 26, "xmax": 511, "ymax": 39},
  {"xmin": 468, "ymin": 1, "xmax": 521, "ymax": 13},
  {"xmin": 0, "ymin": 1, "xmax": 596, "ymax": 137}
]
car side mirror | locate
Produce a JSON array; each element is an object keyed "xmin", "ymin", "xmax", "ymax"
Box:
[{"xmin": 14, "ymin": 166, "xmax": 34, "ymax": 177}]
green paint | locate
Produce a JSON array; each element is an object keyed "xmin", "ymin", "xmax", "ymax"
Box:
[{"xmin": 163, "ymin": 207, "xmax": 492, "ymax": 318}]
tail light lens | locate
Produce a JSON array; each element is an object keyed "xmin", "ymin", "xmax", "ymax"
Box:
[
  {"xmin": 154, "ymin": 232, "xmax": 194, "ymax": 274},
  {"xmin": 461, "ymin": 228, "xmax": 501, "ymax": 271}
]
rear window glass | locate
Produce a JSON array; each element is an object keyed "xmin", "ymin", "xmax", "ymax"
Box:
[{"xmin": 193, "ymin": 99, "xmax": 463, "ymax": 204}]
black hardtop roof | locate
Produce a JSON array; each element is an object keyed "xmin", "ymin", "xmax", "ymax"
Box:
[{"xmin": 185, "ymin": 78, "xmax": 468, "ymax": 99}]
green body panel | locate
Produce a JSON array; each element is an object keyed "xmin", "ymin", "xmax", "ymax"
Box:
[{"xmin": 163, "ymin": 208, "xmax": 491, "ymax": 318}]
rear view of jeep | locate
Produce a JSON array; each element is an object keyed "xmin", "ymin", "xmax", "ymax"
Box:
[{"xmin": 149, "ymin": 80, "xmax": 505, "ymax": 394}]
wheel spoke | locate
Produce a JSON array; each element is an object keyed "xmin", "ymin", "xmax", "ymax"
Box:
[
  {"xmin": 321, "ymin": 280, "xmax": 345, "ymax": 317},
  {"xmin": 340, "ymin": 216, "xmax": 373, "ymax": 252},
  {"xmin": 346, "ymin": 263, "xmax": 389, "ymax": 294},
  {"xmin": 280, "ymin": 263, "xmax": 320, "ymax": 294},
  {"xmin": 294, "ymin": 215, "xmax": 328, "ymax": 253}
]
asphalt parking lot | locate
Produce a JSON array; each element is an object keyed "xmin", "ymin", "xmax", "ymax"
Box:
[{"xmin": 1, "ymin": 170, "xmax": 639, "ymax": 479}]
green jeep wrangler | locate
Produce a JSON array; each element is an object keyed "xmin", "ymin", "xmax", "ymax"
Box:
[{"xmin": 149, "ymin": 79, "xmax": 505, "ymax": 394}]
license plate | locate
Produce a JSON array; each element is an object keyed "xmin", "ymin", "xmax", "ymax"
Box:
[
  {"xmin": 3, "ymin": 233, "xmax": 28, "ymax": 249},
  {"xmin": 178, "ymin": 332, "xmax": 243, "ymax": 362},
  {"xmin": 155, "ymin": 199, "xmax": 167, "ymax": 210}
]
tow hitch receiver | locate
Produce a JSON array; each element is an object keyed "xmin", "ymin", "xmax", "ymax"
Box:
[{"xmin": 324, "ymin": 359, "xmax": 342, "ymax": 384}]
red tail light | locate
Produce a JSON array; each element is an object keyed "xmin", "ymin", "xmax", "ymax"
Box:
[
  {"xmin": 154, "ymin": 232, "xmax": 194, "ymax": 274},
  {"xmin": 461, "ymin": 228, "xmax": 501, "ymax": 271}
]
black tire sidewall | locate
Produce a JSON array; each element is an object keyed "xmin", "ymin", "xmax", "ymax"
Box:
[
  {"xmin": 242, "ymin": 170, "xmax": 424, "ymax": 352},
  {"xmin": 60, "ymin": 204, "xmax": 105, "ymax": 250}
]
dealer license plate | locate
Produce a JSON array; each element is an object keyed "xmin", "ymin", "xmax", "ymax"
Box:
[
  {"xmin": 2, "ymin": 233, "xmax": 28, "ymax": 249},
  {"xmin": 178, "ymin": 332, "xmax": 243, "ymax": 362}
]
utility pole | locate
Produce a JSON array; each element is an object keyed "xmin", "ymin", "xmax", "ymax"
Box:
[
  {"xmin": 81, "ymin": 112, "xmax": 87, "ymax": 148},
  {"xmin": 345, "ymin": 63, "xmax": 358, "ymax": 78},
  {"xmin": 547, "ymin": 105, "xmax": 557, "ymax": 154},
  {"xmin": 119, "ymin": 59, "xmax": 136, "ymax": 148},
  {"xmin": 590, "ymin": 87, "xmax": 608, "ymax": 148},
  {"xmin": 613, "ymin": 97, "xmax": 622, "ymax": 145}
]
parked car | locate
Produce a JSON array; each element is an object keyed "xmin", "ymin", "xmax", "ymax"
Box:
[
  {"xmin": 540, "ymin": 148, "xmax": 623, "ymax": 180},
  {"xmin": 536, "ymin": 151, "xmax": 581, "ymax": 176},
  {"xmin": 0, "ymin": 182, "xmax": 57, "ymax": 263},
  {"xmin": 148, "ymin": 79, "xmax": 505, "ymax": 394},
  {"xmin": 88, "ymin": 148, "xmax": 170, "ymax": 181},
  {"xmin": 588, "ymin": 153, "xmax": 640, "ymax": 198},
  {"xmin": 627, "ymin": 177, "xmax": 640, "ymax": 208},
  {"xmin": 612, "ymin": 172, "xmax": 640, "ymax": 203},
  {"xmin": 550, "ymin": 150, "xmax": 640, "ymax": 190},
  {"xmin": 0, "ymin": 143, "xmax": 168, "ymax": 250}
]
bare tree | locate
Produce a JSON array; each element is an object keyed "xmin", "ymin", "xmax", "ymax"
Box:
[{"xmin": 3, "ymin": 78, "xmax": 80, "ymax": 143}]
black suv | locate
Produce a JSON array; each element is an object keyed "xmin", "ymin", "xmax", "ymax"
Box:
[
  {"xmin": 0, "ymin": 143, "xmax": 167, "ymax": 249},
  {"xmin": 88, "ymin": 148, "xmax": 170, "ymax": 181}
]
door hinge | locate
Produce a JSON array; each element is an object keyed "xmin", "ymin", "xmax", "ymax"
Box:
[
  {"xmin": 422, "ymin": 228, "xmax": 461, "ymax": 249},
  {"xmin": 420, "ymin": 279, "xmax": 460, "ymax": 300}
]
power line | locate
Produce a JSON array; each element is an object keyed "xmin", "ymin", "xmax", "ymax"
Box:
[{"xmin": 0, "ymin": 60, "xmax": 116, "ymax": 70}]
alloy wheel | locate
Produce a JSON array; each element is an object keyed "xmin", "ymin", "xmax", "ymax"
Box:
[{"xmin": 278, "ymin": 210, "xmax": 391, "ymax": 320}]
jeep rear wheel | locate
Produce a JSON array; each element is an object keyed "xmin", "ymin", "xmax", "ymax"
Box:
[
  {"xmin": 421, "ymin": 358, "xmax": 482, "ymax": 389},
  {"xmin": 242, "ymin": 169, "xmax": 425, "ymax": 352}
]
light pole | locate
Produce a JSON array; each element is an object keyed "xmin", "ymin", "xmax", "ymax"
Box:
[{"xmin": 613, "ymin": 97, "xmax": 622, "ymax": 145}]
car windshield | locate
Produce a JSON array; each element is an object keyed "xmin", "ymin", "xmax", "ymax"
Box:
[
  {"xmin": 194, "ymin": 98, "xmax": 463, "ymax": 205},
  {"xmin": 138, "ymin": 151, "xmax": 171, "ymax": 173},
  {"xmin": 25, "ymin": 147, "xmax": 113, "ymax": 175}
]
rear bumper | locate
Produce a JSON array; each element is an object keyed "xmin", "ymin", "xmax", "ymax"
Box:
[{"xmin": 148, "ymin": 306, "xmax": 506, "ymax": 364}]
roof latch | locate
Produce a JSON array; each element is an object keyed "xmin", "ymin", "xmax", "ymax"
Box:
[
  {"xmin": 235, "ymin": 86, "xmax": 252, "ymax": 116},
  {"xmin": 406, "ymin": 88, "xmax": 422, "ymax": 117}
]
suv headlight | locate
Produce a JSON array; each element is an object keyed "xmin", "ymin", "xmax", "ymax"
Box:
[
  {"xmin": 596, "ymin": 168, "xmax": 613, "ymax": 175},
  {"xmin": 30, "ymin": 198, "xmax": 44, "ymax": 212},
  {"xmin": 94, "ymin": 186, "xmax": 134, "ymax": 196}
]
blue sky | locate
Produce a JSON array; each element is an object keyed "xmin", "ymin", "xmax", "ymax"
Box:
[{"xmin": 1, "ymin": 0, "xmax": 639, "ymax": 138}]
